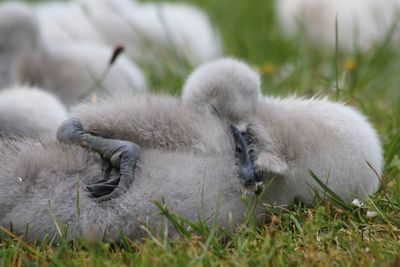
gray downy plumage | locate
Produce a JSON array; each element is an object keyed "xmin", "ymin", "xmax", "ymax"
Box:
[
  {"xmin": 0, "ymin": 86, "xmax": 68, "ymax": 139},
  {"xmin": 0, "ymin": 2, "xmax": 147, "ymax": 104},
  {"xmin": 0, "ymin": 58, "xmax": 382, "ymax": 242},
  {"xmin": 0, "ymin": 93, "xmax": 250, "ymax": 242},
  {"xmin": 0, "ymin": 2, "xmax": 40, "ymax": 89}
]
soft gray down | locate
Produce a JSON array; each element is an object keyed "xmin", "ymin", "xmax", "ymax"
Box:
[{"xmin": 0, "ymin": 58, "xmax": 382, "ymax": 242}]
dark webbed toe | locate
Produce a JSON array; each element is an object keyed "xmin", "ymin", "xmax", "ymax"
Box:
[
  {"xmin": 57, "ymin": 118, "xmax": 141, "ymax": 202},
  {"xmin": 86, "ymin": 177, "xmax": 120, "ymax": 198},
  {"xmin": 87, "ymin": 184, "xmax": 117, "ymax": 198},
  {"xmin": 84, "ymin": 138, "xmax": 140, "ymax": 200}
]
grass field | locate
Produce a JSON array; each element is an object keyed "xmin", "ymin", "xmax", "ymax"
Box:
[{"xmin": 1, "ymin": 0, "xmax": 400, "ymax": 266}]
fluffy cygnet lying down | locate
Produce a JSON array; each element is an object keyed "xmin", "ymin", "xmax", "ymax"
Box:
[
  {"xmin": 0, "ymin": 86, "xmax": 68, "ymax": 139},
  {"xmin": 35, "ymin": 0, "xmax": 222, "ymax": 66},
  {"xmin": 20, "ymin": 43, "xmax": 148, "ymax": 105},
  {"xmin": 0, "ymin": 2, "xmax": 147, "ymax": 105},
  {"xmin": 0, "ymin": 2, "xmax": 40, "ymax": 89},
  {"xmin": 277, "ymin": 0, "xmax": 400, "ymax": 51},
  {"xmin": 0, "ymin": 58, "xmax": 382, "ymax": 241}
]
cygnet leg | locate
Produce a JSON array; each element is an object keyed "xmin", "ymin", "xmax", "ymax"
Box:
[{"xmin": 57, "ymin": 118, "xmax": 140, "ymax": 202}]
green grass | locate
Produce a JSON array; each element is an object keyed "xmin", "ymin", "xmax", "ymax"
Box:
[{"xmin": 1, "ymin": 0, "xmax": 400, "ymax": 266}]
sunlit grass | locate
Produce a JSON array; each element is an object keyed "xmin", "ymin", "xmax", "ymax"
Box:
[{"xmin": 1, "ymin": 0, "xmax": 400, "ymax": 266}]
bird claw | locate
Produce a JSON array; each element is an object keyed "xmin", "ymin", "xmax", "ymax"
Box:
[
  {"xmin": 57, "ymin": 118, "xmax": 140, "ymax": 201},
  {"xmin": 89, "ymin": 188, "xmax": 127, "ymax": 203},
  {"xmin": 85, "ymin": 178, "xmax": 130, "ymax": 203}
]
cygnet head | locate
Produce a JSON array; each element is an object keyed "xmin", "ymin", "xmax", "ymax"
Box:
[
  {"xmin": 182, "ymin": 58, "xmax": 261, "ymax": 124},
  {"xmin": 0, "ymin": 2, "xmax": 40, "ymax": 53}
]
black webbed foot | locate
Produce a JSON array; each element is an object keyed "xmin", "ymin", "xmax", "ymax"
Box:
[
  {"xmin": 57, "ymin": 118, "xmax": 141, "ymax": 202},
  {"xmin": 86, "ymin": 177, "xmax": 119, "ymax": 198},
  {"xmin": 231, "ymin": 125, "xmax": 260, "ymax": 188}
]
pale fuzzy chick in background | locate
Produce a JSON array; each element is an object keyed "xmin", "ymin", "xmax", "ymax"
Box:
[
  {"xmin": 21, "ymin": 42, "xmax": 147, "ymax": 105},
  {"xmin": 0, "ymin": 86, "xmax": 68, "ymax": 139},
  {"xmin": 0, "ymin": 2, "xmax": 147, "ymax": 105},
  {"xmin": 0, "ymin": 58, "xmax": 382, "ymax": 242},
  {"xmin": 36, "ymin": 0, "xmax": 223, "ymax": 66},
  {"xmin": 277, "ymin": 0, "xmax": 400, "ymax": 51},
  {"xmin": 0, "ymin": 2, "xmax": 40, "ymax": 88}
]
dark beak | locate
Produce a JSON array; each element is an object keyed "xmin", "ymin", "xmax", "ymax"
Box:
[{"xmin": 231, "ymin": 125, "xmax": 257, "ymax": 187}]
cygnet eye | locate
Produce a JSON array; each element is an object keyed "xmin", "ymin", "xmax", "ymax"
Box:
[{"xmin": 235, "ymin": 145, "xmax": 242, "ymax": 154}]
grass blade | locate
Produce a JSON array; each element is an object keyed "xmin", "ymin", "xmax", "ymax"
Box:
[{"xmin": 308, "ymin": 170, "xmax": 353, "ymax": 211}]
